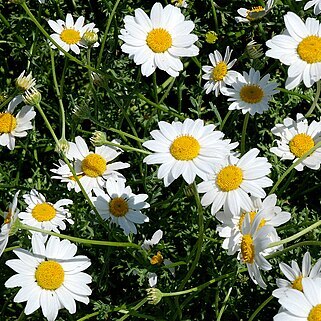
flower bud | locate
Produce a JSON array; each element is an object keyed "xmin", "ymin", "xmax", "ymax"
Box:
[
  {"xmin": 23, "ymin": 87, "xmax": 41, "ymax": 106},
  {"xmin": 16, "ymin": 70, "xmax": 36, "ymax": 92}
]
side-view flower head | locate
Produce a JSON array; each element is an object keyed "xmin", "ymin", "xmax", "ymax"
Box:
[{"xmin": 236, "ymin": 0, "xmax": 274, "ymax": 23}]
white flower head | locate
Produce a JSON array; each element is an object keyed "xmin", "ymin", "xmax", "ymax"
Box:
[
  {"xmin": 16, "ymin": 70, "xmax": 36, "ymax": 92},
  {"xmin": 119, "ymin": 2, "xmax": 199, "ymax": 77},
  {"xmin": 296, "ymin": 0, "xmax": 321, "ymax": 15},
  {"xmin": 273, "ymin": 252, "xmax": 321, "ymax": 299},
  {"xmin": 198, "ymin": 148, "xmax": 273, "ymax": 216},
  {"xmin": 171, "ymin": 0, "xmax": 188, "ymax": 8},
  {"xmin": 143, "ymin": 118, "xmax": 238, "ymax": 187},
  {"xmin": 0, "ymin": 95, "xmax": 36, "ymax": 150},
  {"xmin": 0, "ymin": 191, "xmax": 20, "ymax": 257},
  {"xmin": 266, "ymin": 12, "xmax": 321, "ymax": 89},
  {"xmin": 222, "ymin": 68, "xmax": 279, "ymax": 115},
  {"xmin": 270, "ymin": 113, "xmax": 321, "ymax": 171},
  {"xmin": 202, "ymin": 46, "xmax": 240, "ymax": 96},
  {"xmin": 18, "ymin": 189, "xmax": 73, "ymax": 238},
  {"xmin": 142, "ymin": 229, "xmax": 163, "ymax": 250},
  {"xmin": 236, "ymin": 0, "xmax": 274, "ymax": 23},
  {"xmin": 5, "ymin": 234, "xmax": 92, "ymax": 321},
  {"xmin": 92, "ymin": 178, "xmax": 149, "ymax": 235}
]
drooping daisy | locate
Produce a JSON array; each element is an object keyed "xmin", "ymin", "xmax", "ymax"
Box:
[
  {"xmin": 198, "ymin": 148, "xmax": 273, "ymax": 216},
  {"xmin": 202, "ymin": 46, "xmax": 240, "ymax": 96},
  {"xmin": 266, "ymin": 12, "xmax": 321, "ymax": 89},
  {"xmin": 51, "ymin": 136, "xmax": 129, "ymax": 194},
  {"xmin": 217, "ymin": 194, "xmax": 291, "ymax": 255},
  {"xmin": 119, "ymin": 2, "xmax": 199, "ymax": 77},
  {"xmin": 222, "ymin": 68, "xmax": 279, "ymax": 115},
  {"xmin": 270, "ymin": 113, "xmax": 321, "ymax": 171},
  {"xmin": 48, "ymin": 13, "xmax": 97, "ymax": 55},
  {"xmin": 5, "ymin": 235, "xmax": 92, "ymax": 321},
  {"xmin": 236, "ymin": 0, "xmax": 274, "ymax": 23},
  {"xmin": 274, "ymin": 278, "xmax": 321, "ymax": 321},
  {"xmin": 18, "ymin": 189, "xmax": 73, "ymax": 237},
  {"xmin": 273, "ymin": 252, "xmax": 321, "ymax": 299},
  {"xmin": 296, "ymin": 0, "xmax": 321, "ymax": 15},
  {"xmin": 0, "ymin": 95, "xmax": 36, "ymax": 150},
  {"xmin": 92, "ymin": 178, "xmax": 149, "ymax": 235},
  {"xmin": 143, "ymin": 118, "xmax": 238, "ymax": 186},
  {"xmin": 0, "ymin": 191, "xmax": 20, "ymax": 257},
  {"xmin": 15, "ymin": 70, "xmax": 36, "ymax": 92}
]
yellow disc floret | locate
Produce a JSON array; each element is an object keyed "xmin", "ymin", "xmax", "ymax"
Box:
[
  {"xmin": 81, "ymin": 153, "xmax": 106, "ymax": 177},
  {"xmin": 4, "ymin": 209, "xmax": 12, "ymax": 225},
  {"xmin": 212, "ymin": 62, "xmax": 228, "ymax": 81},
  {"xmin": 289, "ymin": 133, "xmax": 314, "ymax": 158},
  {"xmin": 109, "ymin": 197, "xmax": 129, "ymax": 217},
  {"xmin": 292, "ymin": 275, "xmax": 303, "ymax": 291},
  {"xmin": 216, "ymin": 165, "xmax": 243, "ymax": 192},
  {"xmin": 35, "ymin": 261, "xmax": 64, "ymax": 290},
  {"xmin": 150, "ymin": 251, "xmax": 164, "ymax": 265},
  {"xmin": 238, "ymin": 211, "xmax": 257, "ymax": 230},
  {"xmin": 32, "ymin": 203, "xmax": 56, "ymax": 222},
  {"xmin": 0, "ymin": 113, "xmax": 17, "ymax": 133},
  {"xmin": 241, "ymin": 234, "xmax": 255, "ymax": 264},
  {"xmin": 170, "ymin": 135, "xmax": 200, "ymax": 161},
  {"xmin": 297, "ymin": 36, "xmax": 321, "ymax": 64},
  {"xmin": 60, "ymin": 28, "xmax": 81, "ymax": 45},
  {"xmin": 308, "ymin": 304, "xmax": 321, "ymax": 321},
  {"xmin": 240, "ymin": 85, "xmax": 264, "ymax": 104},
  {"xmin": 146, "ymin": 28, "xmax": 172, "ymax": 53}
]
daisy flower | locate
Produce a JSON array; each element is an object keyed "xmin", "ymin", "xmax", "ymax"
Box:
[
  {"xmin": 0, "ymin": 95, "xmax": 36, "ymax": 150},
  {"xmin": 48, "ymin": 13, "xmax": 97, "ymax": 55},
  {"xmin": 236, "ymin": 0, "xmax": 274, "ymax": 23},
  {"xmin": 266, "ymin": 12, "xmax": 321, "ymax": 89},
  {"xmin": 51, "ymin": 136, "xmax": 129, "ymax": 194},
  {"xmin": 274, "ymin": 278, "xmax": 321, "ymax": 321},
  {"xmin": 92, "ymin": 178, "xmax": 149, "ymax": 235},
  {"xmin": 18, "ymin": 189, "xmax": 73, "ymax": 237},
  {"xmin": 198, "ymin": 148, "xmax": 273, "ymax": 216},
  {"xmin": 171, "ymin": 0, "xmax": 188, "ymax": 8},
  {"xmin": 296, "ymin": 0, "xmax": 321, "ymax": 15},
  {"xmin": 270, "ymin": 113, "xmax": 321, "ymax": 171},
  {"xmin": 0, "ymin": 191, "xmax": 20, "ymax": 257},
  {"xmin": 143, "ymin": 118, "xmax": 238, "ymax": 187},
  {"xmin": 119, "ymin": 2, "xmax": 199, "ymax": 77},
  {"xmin": 15, "ymin": 70, "xmax": 36, "ymax": 92},
  {"xmin": 202, "ymin": 46, "xmax": 240, "ymax": 96},
  {"xmin": 142, "ymin": 229, "xmax": 163, "ymax": 250},
  {"xmin": 5, "ymin": 235, "xmax": 92, "ymax": 321},
  {"xmin": 222, "ymin": 68, "xmax": 279, "ymax": 115},
  {"xmin": 217, "ymin": 194, "xmax": 291, "ymax": 255},
  {"xmin": 273, "ymin": 252, "xmax": 321, "ymax": 299}
]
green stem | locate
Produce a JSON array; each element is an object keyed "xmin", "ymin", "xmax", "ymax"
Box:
[
  {"xmin": 220, "ymin": 110, "xmax": 232, "ymax": 131},
  {"xmin": 248, "ymin": 296, "xmax": 274, "ymax": 321},
  {"xmin": 76, "ymin": 312, "xmax": 99, "ymax": 321},
  {"xmin": 101, "ymin": 139, "xmax": 150, "ymax": 155},
  {"xmin": 152, "ymin": 72, "xmax": 159, "ymax": 104},
  {"xmin": 278, "ymin": 87, "xmax": 312, "ymax": 102},
  {"xmin": 241, "ymin": 113, "xmax": 250, "ymax": 155},
  {"xmin": 4, "ymin": 246, "xmax": 20, "ymax": 252},
  {"xmin": 217, "ymin": 287, "xmax": 233, "ymax": 321},
  {"xmin": 209, "ymin": 0, "xmax": 219, "ymax": 33},
  {"xmin": 0, "ymin": 90, "xmax": 19, "ymax": 110},
  {"xmin": 306, "ymin": 80, "xmax": 321, "ymax": 117},
  {"xmin": 117, "ymin": 298, "xmax": 148, "ymax": 321}
]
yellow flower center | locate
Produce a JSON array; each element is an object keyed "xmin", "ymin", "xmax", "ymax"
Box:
[
  {"xmin": 0, "ymin": 113, "xmax": 17, "ymax": 133},
  {"xmin": 4, "ymin": 209, "xmax": 12, "ymax": 225},
  {"xmin": 241, "ymin": 234, "xmax": 255, "ymax": 264},
  {"xmin": 150, "ymin": 251, "xmax": 164, "ymax": 265},
  {"xmin": 32, "ymin": 203, "xmax": 56, "ymax": 222},
  {"xmin": 246, "ymin": 6, "xmax": 265, "ymax": 21},
  {"xmin": 205, "ymin": 31, "xmax": 218, "ymax": 44},
  {"xmin": 216, "ymin": 165, "xmax": 243, "ymax": 192},
  {"xmin": 60, "ymin": 28, "xmax": 81, "ymax": 45},
  {"xmin": 212, "ymin": 62, "xmax": 228, "ymax": 81},
  {"xmin": 308, "ymin": 304, "xmax": 321, "ymax": 321},
  {"xmin": 289, "ymin": 133, "xmax": 315, "ymax": 158},
  {"xmin": 238, "ymin": 211, "xmax": 257, "ymax": 230},
  {"xmin": 146, "ymin": 28, "xmax": 172, "ymax": 53},
  {"xmin": 35, "ymin": 261, "xmax": 64, "ymax": 290},
  {"xmin": 109, "ymin": 197, "xmax": 129, "ymax": 217},
  {"xmin": 81, "ymin": 154, "xmax": 106, "ymax": 177},
  {"xmin": 297, "ymin": 36, "xmax": 321, "ymax": 64},
  {"xmin": 240, "ymin": 85, "xmax": 264, "ymax": 104},
  {"xmin": 170, "ymin": 135, "xmax": 200, "ymax": 161},
  {"xmin": 292, "ymin": 275, "xmax": 303, "ymax": 291}
]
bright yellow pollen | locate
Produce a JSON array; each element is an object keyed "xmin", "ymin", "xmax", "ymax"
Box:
[
  {"xmin": 32, "ymin": 203, "xmax": 56, "ymax": 222},
  {"xmin": 238, "ymin": 211, "xmax": 257, "ymax": 230},
  {"xmin": 81, "ymin": 154, "xmax": 106, "ymax": 177},
  {"xmin": 4, "ymin": 209, "xmax": 12, "ymax": 225},
  {"xmin": 240, "ymin": 85, "xmax": 264, "ymax": 104},
  {"xmin": 216, "ymin": 165, "xmax": 243, "ymax": 192},
  {"xmin": 170, "ymin": 135, "xmax": 200, "ymax": 161},
  {"xmin": 241, "ymin": 234, "xmax": 255, "ymax": 264},
  {"xmin": 212, "ymin": 62, "xmax": 228, "ymax": 81},
  {"xmin": 292, "ymin": 275, "xmax": 303, "ymax": 291},
  {"xmin": 297, "ymin": 36, "xmax": 321, "ymax": 64},
  {"xmin": 60, "ymin": 28, "xmax": 81, "ymax": 45},
  {"xmin": 146, "ymin": 28, "xmax": 172, "ymax": 53},
  {"xmin": 289, "ymin": 133, "xmax": 315, "ymax": 158},
  {"xmin": 109, "ymin": 197, "xmax": 129, "ymax": 217},
  {"xmin": 0, "ymin": 113, "xmax": 17, "ymax": 133},
  {"xmin": 150, "ymin": 251, "xmax": 163, "ymax": 265},
  {"xmin": 246, "ymin": 6, "xmax": 265, "ymax": 20},
  {"xmin": 35, "ymin": 261, "xmax": 64, "ymax": 290},
  {"xmin": 308, "ymin": 304, "xmax": 321, "ymax": 321}
]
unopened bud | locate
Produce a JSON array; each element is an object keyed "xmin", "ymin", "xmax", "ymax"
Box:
[
  {"xmin": 23, "ymin": 87, "xmax": 41, "ymax": 105},
  {"xmin": 73, "ymin": 104, "xmax": 91, "ymax": 119},
  {"xmin": 205, "ymin": 31, "xmax": 218, "ymax": 44},
  {"xmin": 146, "ymin": 288, "xmax": 163, "ymax": 305},
  {"xmin": 90, "ymin": 131, "xmax": 107, "ymax": 147},
  {"xmin": 246, "ymin": 40, "xmax": 264, "ymax": 59}
]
